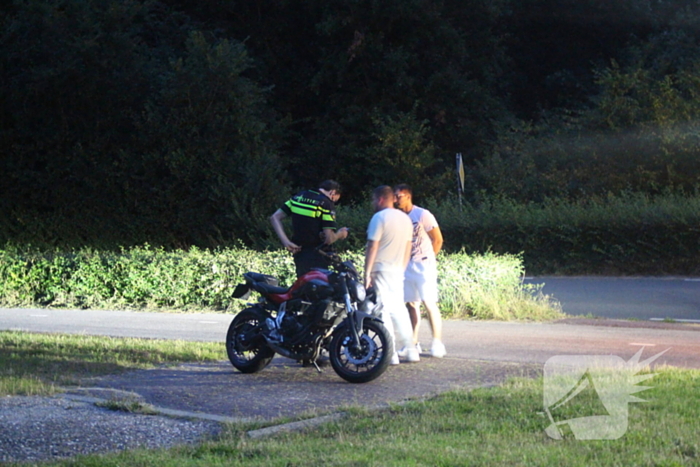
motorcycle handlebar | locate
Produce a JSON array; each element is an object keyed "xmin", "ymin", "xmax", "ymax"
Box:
[
  {"xmin": 315, "ymin": 227, "xmax": 352, "ymax": 266},
  {"xmin": 315, "ymin": 245, "xmax": 340, "ymax": 261},
  {"xmin": 314, "ymin": 245, "xmax": 362, "ymax": 278}
]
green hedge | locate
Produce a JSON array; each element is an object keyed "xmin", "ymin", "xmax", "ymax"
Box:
[
  {"xmin": 0, "ymin": 246, "xmax": 561, "ymax": 321},
  {"xmin": 338, "ymin": 193, "xmax": 700, "ymax": 275},
  {"xmin": 452, "ymin": 193, "xmax": 700, "ymax": 275},
  {"xmin": 4, "ymin": 193, "xmax": 698, "ymax": 276}
]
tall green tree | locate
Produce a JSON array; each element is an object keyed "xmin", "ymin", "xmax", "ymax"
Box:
[
  {"xmin": 0, "ymin": 0, "xmax": 184, "ymax": 244},
  {"xmin": 295, "ymin": 0, "xmax": 512, "ymax": 200},
  {"xmin": 0, "ymin": 0, "xmax": 286, "ymax": 247},
  {"xmin": 132, "ymin": 31, "xmax": 287, "ymax": 246},
  {"xmin": 161, "ymin": 0, "xmax": 513, "ymax": 202},
  {"xmin": 469, "ymin": 17, "xmax": 700, "ymax": 201},
  {"xmin": 587, "ymin": 28, "xmax": 700, "ymax": 192}
]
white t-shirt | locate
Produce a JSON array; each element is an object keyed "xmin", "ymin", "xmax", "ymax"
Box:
[
  {"xmin": 407, "ymin": 206, "xmax": 438, "ymax": 263},
  {"xmin": 367, "ymin": 208, "xmax": 412, "ymax": 273}
]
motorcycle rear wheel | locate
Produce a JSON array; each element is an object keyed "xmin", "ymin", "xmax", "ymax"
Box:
[
  {"xmin": 226, "ymin": 308, "xmax": 275, "ymax": 373},
  {"xmin": 329, "ymin": 319, "xmax": 393, "ymax": 383}
]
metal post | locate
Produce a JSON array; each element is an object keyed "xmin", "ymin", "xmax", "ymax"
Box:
[{"xmin": 456, "ymin": 153, "xmax": 465, "ymax": 212}]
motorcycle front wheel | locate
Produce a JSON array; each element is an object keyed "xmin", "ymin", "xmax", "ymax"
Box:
[
  {"xmin": 226, "ymin": 308, "xmax": 275, "ymax": 373},
  {"xmin": 329, "ymin": 319, "xmax": 393, "ymax": 383}
]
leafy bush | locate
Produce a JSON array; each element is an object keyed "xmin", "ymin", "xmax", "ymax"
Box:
[
  {"xmin": 0, "ymin": 2, "xmax": 287, "ymax": 250},
  {"xmin": 431, "ymin": 192, "xmax": 700, "ymax": 275},
  {"xmin": 437, "ymin": 250, "xmax": 560, "ymax": 320},
  {"xmin": 336, "ymin": 191, "xmax": 700, "ymax": 275},
  {"xmin": 0, "ymin": 246, "xmax": 560, "ymax": 321}
]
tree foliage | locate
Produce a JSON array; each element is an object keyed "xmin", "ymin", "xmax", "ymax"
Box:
[
  {"xmin": 132, "ymin": 31, "xmax": 286, "ymax": 246},
  {"xmin": 469, "ymin": 2, "xmax": 700, "ymax": 201},
  {"xmin": 0, "ymin": 0, "xmax": 285, "ymax": 248},
  {"xmin": 3, "ymin": 0, "xmax": 700, "ymax": 248}
]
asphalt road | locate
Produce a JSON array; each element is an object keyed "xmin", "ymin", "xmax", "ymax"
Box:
[
  {"xmin": 526, "ymin": 276, "xmax": 700, "ymax": 322},
  {"xmin": 1, "ymin": 276, "xmax": 699, "ymax": 369},
  {"xmin": 1, "ymin": 308, "xmax": 698, "ymax": 369}
]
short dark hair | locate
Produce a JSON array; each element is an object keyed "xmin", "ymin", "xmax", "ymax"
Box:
[
  {"xmin": 372, "ymin": 185, "xmax": 393, "ymax": 200},
  {"xmin": 319, "ymin": 179, "xmax": 342, "ymax": 194},
  {"xmin": 394, "ymin": 183, "xmax": 412, "ymax": 195}
]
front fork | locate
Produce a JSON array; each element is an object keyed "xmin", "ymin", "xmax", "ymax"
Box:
[
  {"xmin": 340, "ymin": 274, "xmax": 374, "ymax": 348},
  {"xmin": 343, "ymin": 280, "xmax": 381, "ymax": 347}
]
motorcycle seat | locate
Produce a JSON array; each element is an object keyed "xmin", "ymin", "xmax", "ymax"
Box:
[
  {"xmin": 251, "ymin": 282, "xmax": 289, "ymax": 295},
  {"xmin": 245, "ymin": 272, "xmax": 279, "ymax": 286}
]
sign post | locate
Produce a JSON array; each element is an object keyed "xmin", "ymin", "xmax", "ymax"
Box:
[{"xmin": 456, "ymin": 153, "xmax": 465, "ymax": 211}]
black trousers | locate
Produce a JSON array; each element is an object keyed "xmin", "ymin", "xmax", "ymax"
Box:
[{"xmin": 293, "ymin": 247, "xmax": 331, "ymax": 277}]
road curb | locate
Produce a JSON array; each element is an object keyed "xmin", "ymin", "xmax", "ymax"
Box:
[
  {"xmin": 62, "ymin": 391, "xmax": 348, "ymax": 438},
  {"xmin": 246, "ymin": 413, "xmax": 346, "ymax": 439},
  {"xmin": 62, "ymin": 393, "xmax": 255, "ymax": 424}
]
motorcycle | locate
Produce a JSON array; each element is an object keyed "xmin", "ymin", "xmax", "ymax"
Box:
[{"xmin": 226, "ymin": 249, "xmax": 394, "ymax": 383}]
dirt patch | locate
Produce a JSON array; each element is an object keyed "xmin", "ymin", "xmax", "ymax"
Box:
[{"xmin": 82, "ymin": 356, "xmax": 541, "ymax": 422}]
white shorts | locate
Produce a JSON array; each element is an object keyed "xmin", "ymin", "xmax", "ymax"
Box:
[{"xmin": 403, "ymin": 260, "xmax": 438, "ymax": 303}]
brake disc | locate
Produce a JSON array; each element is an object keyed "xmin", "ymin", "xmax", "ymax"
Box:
[{"xmin": 342, "ymin": 334, "xmax": 377, "ymax": 365}]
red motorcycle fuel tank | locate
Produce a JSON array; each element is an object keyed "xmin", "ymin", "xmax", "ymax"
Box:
[{"xmin": 267, "ymin": 269, "xmax": 330, "ymax": 304}]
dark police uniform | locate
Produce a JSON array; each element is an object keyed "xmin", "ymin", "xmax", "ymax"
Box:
[{"xmin": 281, "ymin": 189, "xmax": 338, "ymax": 276}]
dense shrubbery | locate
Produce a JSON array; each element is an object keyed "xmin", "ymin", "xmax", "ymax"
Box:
[
  {"xmin": 0, "ymin": 0, "xmax": 287, "ymax": 249},
  {"xmin": 0, "ymin": 246, "xmax": 561, "ymax": 321},
  {"xmin": 3, "ymin": 0, "xmax": 700, "ymax": 278},
  {"xmin": 337, "ymin": 192, "xmax": 700, "ymax": 275},
  {"xmin": 4, "ymin": 0, "xmax": 700, "ymax": 252},
  {"xmin": 447, "ymin": 193, "xmax": 700, "ymax": 275}
]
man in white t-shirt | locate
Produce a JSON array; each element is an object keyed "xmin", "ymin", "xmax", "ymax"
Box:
[
  {"xmin": 364, "ymin": 185, "xmax": 418, "ymax": 364},
  {"xmin": 394, "ymin": 184, "xmax": 446, "ymax": 358}
]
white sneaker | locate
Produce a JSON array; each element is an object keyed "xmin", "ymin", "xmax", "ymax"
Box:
[
  {"xmin": 390, "ymin": 352, "xmax": 400, "ymax": 365},
  {"xmin": 431, "ymin": 340, "xmax": 446, "ymax": 358},
  {"xmin": 398, "ymin": 343, "xmax": 422, "ymax": 357},
  {"xmin": 406, "ymin": 346, "xmax": 420, "ymax": 363}
]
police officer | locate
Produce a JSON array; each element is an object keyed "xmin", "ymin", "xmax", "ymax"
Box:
[{"xmin": 270, "ymin": 180, "xmax": 350, "ymax": 277}]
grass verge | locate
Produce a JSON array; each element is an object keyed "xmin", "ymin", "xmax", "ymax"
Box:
[
  {"xmin": 41, "ymin": 367, "xmax": 700, "ymax": 466},
  {"xmin": 0, "ymin": 331, "xmax": 225, "ymax": 396}
]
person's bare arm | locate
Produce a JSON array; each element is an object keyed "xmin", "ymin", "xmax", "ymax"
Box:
[
  {"xmin": 427, "ymin": 226, "xmax": 443, "ymax": 256},
  {"xmin": 322, "ymin": 227, "xmax": 349, "ymax": 245},
  {"xmin": 270, "ymin": 209, "xmax": 301, "ymax": 253},
  {"xmin": 364, "ymin": 240, "xmax": 379, "ymax": 288}
]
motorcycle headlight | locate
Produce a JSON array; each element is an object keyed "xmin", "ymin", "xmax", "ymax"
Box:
[{"xmin": 348, "ymin": 279, "xmax": 366, "ymax": 302}]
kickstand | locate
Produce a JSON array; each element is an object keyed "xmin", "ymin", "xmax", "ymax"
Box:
[{"xmin": 312, "ymin": 360, "xmax": 323, "ymax": 373}]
